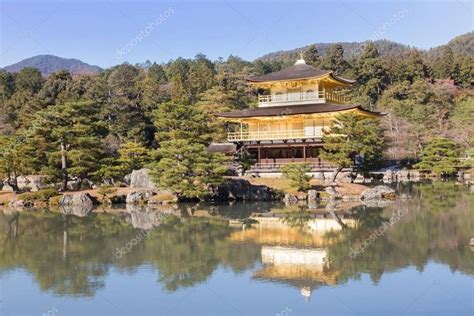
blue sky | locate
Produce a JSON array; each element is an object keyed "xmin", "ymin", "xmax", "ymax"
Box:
[{"xmin": 0, "ymin": 0, "xmax": 472, "ymax": 68}]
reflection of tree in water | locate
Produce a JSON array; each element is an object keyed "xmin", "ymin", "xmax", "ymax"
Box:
[
  {"xmin": 417, "ymin": 181, "xmax": 467, "ymax": 213},
  {"xmin": 0, "ymin": 209, "xmax": 260, "ymax": 296},
  {"xmin": 326, "ymin": 183, "xmax": 473, "ymax": 284},
  {"xmin": 0, "ymin": 210, "xmax": 136, "ymax": 296},
  {"xmin": 197, "ymin": 201, "xmax": 276, "ymax": 219},
  {"xmin": 143, "ymin": 216, "xmax": 260, "ymax": 291},
  {"xmin": 282, "ymin": 205, "xmax": 312, "ymax": 229},
  {"xmin": 0, "ymin": 183, "xmax": 471, "ymax": 297}
]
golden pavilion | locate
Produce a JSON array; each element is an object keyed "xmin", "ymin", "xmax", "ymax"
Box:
[{"xmin": 217, "ymin": 57, "xmax": 383, "ymax": 172}]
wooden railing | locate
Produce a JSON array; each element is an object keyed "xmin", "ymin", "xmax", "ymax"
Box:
[
  {"xmin": 258, "ymin": 91, "xmax": 350, "ymax": 106},
  {"xmin": 250, "ymin": 162, "xmax": 350, "ymax": 171},
  {"xmin": 227, "ymin": 129, "xmax": 325, "ymax": 142},
  {"xmin": 325, "ymin": 92, "xmax": 350, "ymax": 104}
]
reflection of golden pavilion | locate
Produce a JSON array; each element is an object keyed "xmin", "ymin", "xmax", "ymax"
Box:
[
  {"xmin": 229, "ymin": 216, "xmax": 356, "ymax": 248},
  {"xmin": 229, "ymin": 216, "xmax": 354, "ymax": 300}
]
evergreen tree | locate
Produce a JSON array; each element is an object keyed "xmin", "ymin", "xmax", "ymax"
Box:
[
  {"xmin": 104, "ymin": 64, "xmax": 150, "ymax": 143},
  {"xmin": 322, "ymin": 44, "xmax": 349, "ymax": 74},
  {"xmin": 402, "ymin": 50, "xmax": 430, "ymax": 83},
  {"xmin": 0, "ymin": 134, "xmax": 35, "ymax": 191},
  {"xmin": 151, "ymin": 139, "xmax": 227, "ymax": 199},
  {"xmin": 94, "ymin": 141, "xmax": 152, "ymax": 184},
  {"xmin": 321, "ymin": 113, "xmax": 385, "ymax": 182},
  {"xmin": 150, "ymin": 102, "xmax": 227, "ymax": 199},
  {"xmin": 14, "ymin": 67, "xmax": 44, "ymax": 94},
  {"xmin": 354, "ymin": 42, "xmax": 389, "ymax": 107},
  {"xmin": 143, "ymin": 63, "xmax": 169, "ymax": 113},
  {"xmin": 434, "ymin": 46, "xmax": 455, "ymax": 79},
  {"xmin": 414, "ymin": 137, "xmax": 461, "ymax": 175},
  {"xmin": 304, "ymin": 45, "xmax": 321, "ymax": 68},
  {"xmin": 189, "ymin": 53, "xmax": 216, "ymax": 101},
  {"xmin": 453, "ymin": 55, "xmax": 473, "ymax": 87},
  {"xmin": 31, "ymin": 101, "xmax": 106, "ymax": 190},
  {"xmin": 0, "ymin": 71, "xmax": 16, "ymax": 100},
  {"xmin": 152, "ymin": 102, "xmax": 212, "ymax": 143},
  {"xmin": 167, "ymin": 58, "xmax": 193, "ymax": 103},
  {"xmin": 281, "ymin": 163, "xmax": 312, "ymax": 191},
  {"xmin": 37, "ymin": 70, "xmax": 72, "ymax": 105}
]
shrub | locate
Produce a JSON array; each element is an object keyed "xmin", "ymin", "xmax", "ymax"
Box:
[
  {"xmin": 414, "ymin": 138, "xmax": 462, "ymax": 175},
  {"xmin": 18, "ymin": 188, "xmax": 59, "ymax": 202},
  {"xmin": 281, "ymin": 163, "xmax": 312, "ymax": 192},
  {"xmin": 97, "ymin": 185, "xmax": 118, "ymax": 202},
  {"xmin": 49, "ymin": 195, "xmax": 62, "ymax": 206}
]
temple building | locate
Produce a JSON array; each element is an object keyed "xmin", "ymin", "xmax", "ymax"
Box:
[{"xmin": 217, "ymin": 57, "xmax": 383, "ymax": 172}]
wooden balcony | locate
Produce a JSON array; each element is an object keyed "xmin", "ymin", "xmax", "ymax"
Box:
[
  {"xmin": 227, "ymin": 128, "xmax": 325, "ymax": 142},
  {"xmin": 258, "ymin": 91, "xmax": 350, "ymax": 107}
]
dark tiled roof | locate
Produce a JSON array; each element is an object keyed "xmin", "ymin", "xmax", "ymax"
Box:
[
  {"xmin": 247, "ymin": 63, "xmax": 355, "ymax": 84},
  {"xmin": 217, "ymin": 103, "xmax": 383, "ymax": 118}
]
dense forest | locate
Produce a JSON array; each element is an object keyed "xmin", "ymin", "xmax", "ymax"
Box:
[{"xmin": 0, "ymin": 33, "xmax": 473, "ymax": 194}]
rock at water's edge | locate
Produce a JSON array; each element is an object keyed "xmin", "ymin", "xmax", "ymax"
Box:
[
  {"xmin": 360, "ymin": 185, "xmax": 396, "ymax": 200},
  {"xmin": 307, "ymin": 190, "xmax": 318, "ymax": 202},
  {"xmin": 325, "ymin": 186, "xmax": 341, "ymax": 200},
  {"xmin": 283, "ymin": 193, "xmax": 298, "ymax": 205},
  {"xmin": 59, "ymin": 193, "xmax": 95, "ymax": 207},
  {"xmin": 126, "ymin": 190, "xmax": 154, "ymax": 204},
  {"xmin": 213, "ymin": 179, "xmax": 275, "ymax": 201},
  {"xmin": 130, "ymin": 169, "xmax": 157, "ymax": 189}
]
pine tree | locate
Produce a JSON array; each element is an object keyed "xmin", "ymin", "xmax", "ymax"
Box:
[
  {"xmin": 150, "ymin": 102, "xmax": 227, "ymax": 199},
  {"xmin": 354, "ymin": 42, "xmax": 389, "ymax": 106},
  {"xmin": 281, "ymin": 163, "xmax": 312, "ymax": 191},
  {"xmin": 104, "ymin": 64, "xmax": 149, "ymax": 143},
  {"xmin": 434, "ymin": 46, "xmax": 455, "ymax": 79},
  {"xmin": 152, "ymin": 102, "xmax": 212, "ymax": 143},
  {"xmin": 0, "ymin": 134, "xmax": 35, "ymax": 191},
  {"xmin": 321, "ymin": 113, "xmax": 385, "ymax": 182},
  {"xmin": 323, "ymin": 44, "xmax": 349, "ymax": 74},
  {"xmin": 31, "ymin": 101, "xmax": 106, "ymax": 190},
  {"xmin": 304, "ymin": 45, "xmax": 321, "ymax": 68},
  {"xmin": 414, "ymin": 137, "xmax": 461, "ymax": 175},
  {"xmin": 151, "ymin": 139, "xmax": 227, "ymax": 199},
  {"xmin": 189, "ymin": 53, "xmax": 216, "ymax": 101},
  {"xmin": 402, "ymin": 50, "xmax": 430, "ymax": 83},
  {"xmin": 14, "ymin": 67, "xmax": 44, "ymax": 94}
]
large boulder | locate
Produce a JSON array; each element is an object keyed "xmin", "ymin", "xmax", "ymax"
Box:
[
  {"xmin": 147, "ymin": 190, "xmax": 178, "ymax": 205},
  {"xmin": 126, "ymin": 190, "xmax": 154, "ymax": 204},
  {"xmin": 213, "ymin": 179, "xmax": 275, "ymax": 201},
  {"xmin": 283, "ymin": 193, "xmax": 298, "ymax": 205},
  {"xmin": 360, "ymin": 185, "xmax": 396, "ymax": 200},
  {"xmin": 130, "ymin": 169, "xmax": 157, "ymax": 189},
  {"xmin": 325, "ymin": 186, "xmax": 341, "ymax": 200},
  {"xmin": 17, "ymin": 175, "xmax": 49, "ymax": 191},
  {"xmin": 307, "ymin": 190, "xmax": 318, "ymax": 202},
  {"xmin": 59, "ymin": 193, "xmax": 95, "ymax": 207},
  {"xmin": 2, "ymin": 183, "xmax": 14, "ymax": 192},
  {"xmin": 8, "ymin": 199, "xmax": 33, "ymax": 208}
]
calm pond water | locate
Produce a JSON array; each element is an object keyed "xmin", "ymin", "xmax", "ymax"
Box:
[{"xmin": 0, "ymin": 182, "xmax": 473, "ymax": 316}]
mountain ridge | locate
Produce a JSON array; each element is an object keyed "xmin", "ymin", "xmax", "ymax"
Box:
[
  {"xmin": 2, "ymin": 32, "xmax": 472, "ymax": 75},
  {"xmin": 2, "ymin": 54, "xmax": 102, "ymax": 75},
  {"xmin": 255, "ymin": 32, "xmax": 473, "ymax": 62}
]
